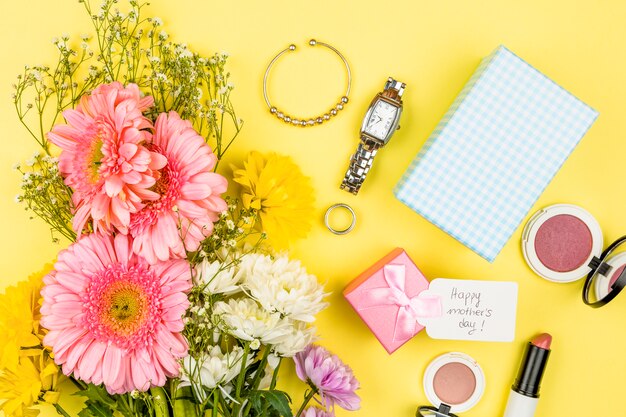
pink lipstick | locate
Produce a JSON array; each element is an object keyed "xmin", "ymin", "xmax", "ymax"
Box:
[
  {"xmin": 502, "ymin": 333, "xmax": 552, "ymax": 417},
  {"xmin": 531, "ymin": 333, "xmax": 552, "ymax": 350}
]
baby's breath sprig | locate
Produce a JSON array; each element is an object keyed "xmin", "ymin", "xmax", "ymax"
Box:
[
  {"xmin": 15, "ymin": 153, "xmax": 76, "ymax": 243},
  {"xmin": 140, "ymin": 23, "xmax": 242, "ymax": 164},
  {"xmin": 191, "ymin": 196, "xmax": 266, "ymax": 267},
  {"xmin": 83, "ymin": 0, "xmax": 243, "ymax": 167},
  {"xmin": 13, "ymin": 36, "xmax": 98, "ymax": 155},
  {"xmin": 14, "ymin": 0, "xmax": 242, "ymax": 168},
  {"xmin": 184, "ymin": 196, "xmax": 266, "ymax": 357}
]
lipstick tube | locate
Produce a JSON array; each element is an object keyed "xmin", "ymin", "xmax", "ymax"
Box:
[{"xmin": 503, "ymin": 333, "xmax": 552, "ymax": 417}]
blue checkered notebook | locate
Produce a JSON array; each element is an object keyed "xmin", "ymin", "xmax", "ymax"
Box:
[{"xmin": 395, "ymin": 45, "xmax": 598, "ymax": 262}]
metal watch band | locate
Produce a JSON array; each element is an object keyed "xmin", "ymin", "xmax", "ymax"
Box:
[
  {"xmin": 340, "ymin": 139, "xmax": 381, "ymax": 195},
  {"xmin": 340, "ymin": 77, "xmax": 405, "ymax": 195},
  {"xmin": 381, "ymin": 78, "xmax": 405, "ymax": 103}
]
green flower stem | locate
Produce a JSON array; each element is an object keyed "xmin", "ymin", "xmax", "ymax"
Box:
[
  {"xmin": 241, "ymin": 348, "xmax": 273, "ymax": 416},
  {"xmin": 295, "ymin": 388, "xmax": 318, "ymax": 417},
  {"xmin": 218, "ymin": 391, "xmax": 232, "ymax": 417},
  {"xmin": 172, "ymin": 386, "xmax": 198, "ymax": 417},
  {"xmin": 269, "ymin": 358, "xmax": 282, "ymax": 390},
  {"xmin": 234, "ymin": 343, "xmax": 250, "ymax": 400},
  {"xmin": 231, "ymin": 343, "xmax": 251, "ymax": 417},
  {"xmin": 250, "ymin": 348, "xmax": 271, "ymax": 391},
  {"xmin": 256, "ymin": 358, "xmax": 282, "ymax": 417},
  {"xmin": 212, "ymin": 390, "xmax": 219, "ymax": 417},
  {"xmin": 53, "ymin": 403, "xmax": 71, "ymax": 417},
  {"xmin": 69, "ymin": 377, "xmax": 87, "ymax": 390},
  {"xmin": 150, "ymin": 387, "xmax": 170, "ymax": 417}
]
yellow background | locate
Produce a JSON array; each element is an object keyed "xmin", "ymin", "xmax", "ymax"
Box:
[{"xmin": 1, "ymin": 1, "xmax": 625, "ymax": 416}]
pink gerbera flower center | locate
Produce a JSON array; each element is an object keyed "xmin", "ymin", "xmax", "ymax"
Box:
[
  {"xmin": 130, "ymin": 145, "xmax": 182, "ymax": 233},
  {"xmin": 87, "ymin": 136, "xmax": 105, "ymax": 184},
  {"xmin": 83, "ymin": 263, "xmax": 161, "ymax": 351},
  {"xmin": 102, "ymin": 282, "xmax": 147, "ymax": 333},
  {"xmin": 149, "ymin": 163, "xmax": 182, "ymax": 207},
  {"xmin": 152, "ymin": 168, "xmax": 172, "ymax": 197},
  {"xmin": 76, "ymin": 119, "xmax": 114, "ymax": 189}
]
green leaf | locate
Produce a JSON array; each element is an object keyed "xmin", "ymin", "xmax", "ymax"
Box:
[
  {"xmin": 249, "ymin": 390, "xmax": 263, "ymax": 414},
  {"xmin": 265, "ymin": 391, "xmax": 293, "ymax": 417},
  {"xmin": 74, "ymin": 383, "xmax": 117, "ymax": 417},
  {"xmin": 247, "ymin": 390, "xmax": 293, "ymax": 417},
  {"xmin": 77, "ymin": 402, "xmax": 115, "ymax": 417},
  {"xmin": 73, "ymin": 384, "xmax": 116, "ymax": 406}
]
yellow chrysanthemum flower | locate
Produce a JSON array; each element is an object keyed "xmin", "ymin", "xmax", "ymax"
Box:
[
  {"xmin": 0, "ymin": 264, "xmax": 61, "ymax": 417},
  {"xmin": 232, "ymin": 151, "xmax": 315, "ymax": 248},
  {"xmin": 0, "ymin": 354, "xmax": 60, "ymax": 417},
  {"xmin": 0, "ymin": 264, "xmax": 53, "ymax": 373}
]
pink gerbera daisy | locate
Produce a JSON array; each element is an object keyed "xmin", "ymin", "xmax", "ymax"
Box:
[
  {"xmin": 48, "ymin": 82, "xmax": 166, "ymax": 234},
  {"xmin": 40, "ymin": 233, "xmax": 191, "ymax": 394},
  {"xmin": 129, "ymin": 111, "xmax": 227, "ymax": 264}
]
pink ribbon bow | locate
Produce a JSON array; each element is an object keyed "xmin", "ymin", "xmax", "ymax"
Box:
[{"xmin": 358, "ymin": 264, "xmax": 442, "ymax": 342}]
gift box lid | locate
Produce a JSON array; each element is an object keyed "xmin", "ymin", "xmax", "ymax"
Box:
[{"xmin": 394, "ymin": 45, "xmax": 599, "ymax": 262}]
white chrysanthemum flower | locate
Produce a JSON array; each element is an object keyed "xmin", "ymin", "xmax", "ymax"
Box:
[
  {"xmin": 180, "ymin": 345, "xmax": 248, "ymax": 401},
  {"xmin": 213, "ymin": 298, "xmax": 290, "ymax": 345},
  {"xmin": 240, "ymin": 254, "xmax": 328, "ymax": 322},
  {"xmin": 195, "ymin": 259, "xmax": 242, "ymax": 295},
  {"xmin": 272, "ymin": 321, "xmax": 317, "ymax": 357}
]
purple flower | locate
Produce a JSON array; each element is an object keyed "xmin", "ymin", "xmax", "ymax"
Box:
[
  {"xmin": 294, "ymin": 345, "xmax": 360, "ymax": 411},
  {"xmin": 303, "ymin": 407, "xmax": 335, "ymax": 417}
]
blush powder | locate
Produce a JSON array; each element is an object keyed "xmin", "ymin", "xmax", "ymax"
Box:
[
  {"xmin": 432, "ymin": 362, "xmax": 476, "ymax": 405},
  {"xmin": 534, "ymin": 214, "xmax": 593, "ymax": 272}
]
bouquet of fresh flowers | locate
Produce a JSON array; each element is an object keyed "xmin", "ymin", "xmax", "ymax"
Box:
[{"xmin": 2, "ymin": 1, "xmax": 360, "ymax": 416}]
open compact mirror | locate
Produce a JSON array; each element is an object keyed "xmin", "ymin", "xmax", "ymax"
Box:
[
  {"xmin": 417, "ymin": 404, "xmax": 458, "ymax": 417},
  {"xmin": 522, "ymin": 204, "xmax": 626, "ymax": 307}
]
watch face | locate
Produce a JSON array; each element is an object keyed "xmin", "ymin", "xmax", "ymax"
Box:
[{"xmin": 363, "ymin": 99, "xmax": 398, "ymax": 141}]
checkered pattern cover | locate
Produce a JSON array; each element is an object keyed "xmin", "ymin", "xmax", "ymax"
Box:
[{"xmin": 394, "ymin": 45, "xmax": 598, "ymax": 262}]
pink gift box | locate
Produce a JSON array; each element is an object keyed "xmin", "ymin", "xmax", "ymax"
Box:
[{"xmin": 343, "ymin": 248, "xmax": 431, "ymax": 354}]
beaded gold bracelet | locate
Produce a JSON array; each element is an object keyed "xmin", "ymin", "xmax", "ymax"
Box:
[{"xmin": 262, "ymin": 39, "xmax": 351, "ymax": 127}]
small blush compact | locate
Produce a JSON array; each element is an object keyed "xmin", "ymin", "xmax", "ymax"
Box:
[
  {"xmin": 418, "ymin": 352, "xmax": 485, "ymax": 416},
  {"xmin": 522, "ymin": 203, "xmax": 626, "ymax": 307}
]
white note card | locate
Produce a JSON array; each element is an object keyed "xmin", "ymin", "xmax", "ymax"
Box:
[{"xmin": 418, "ymin": 278, "xmax": 518, "ymax": 342}]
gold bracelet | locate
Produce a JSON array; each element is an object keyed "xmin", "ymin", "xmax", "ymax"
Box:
[{"xmin": 263, "ymin": 39, "xmax": 351, "ymax": 127}]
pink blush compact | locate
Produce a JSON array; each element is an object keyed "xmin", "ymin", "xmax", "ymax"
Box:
[
  {"xmin": 522, "ymin": 205, "xmax": 603, "ymax": 283},
  {"xmin": 423, "ymin": 352, "xmax": 485, "ymax": 413},
  {"xmin": 524, "ymin": 204, "xmax": 626, "ymax": 306}
]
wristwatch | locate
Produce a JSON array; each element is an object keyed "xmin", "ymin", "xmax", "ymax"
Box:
[{"xmin": 340, "ymin": 77, "xmax": 406, "ymax": 195}]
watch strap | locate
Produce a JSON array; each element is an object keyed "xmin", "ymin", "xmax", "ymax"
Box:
[
  {"xmin": 381, "ymin": 78, "xmax": 406, "ymax": 103},
  {"xmin": 340, "ymin": 139, "xmax": 381, "ymax": 195}
]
